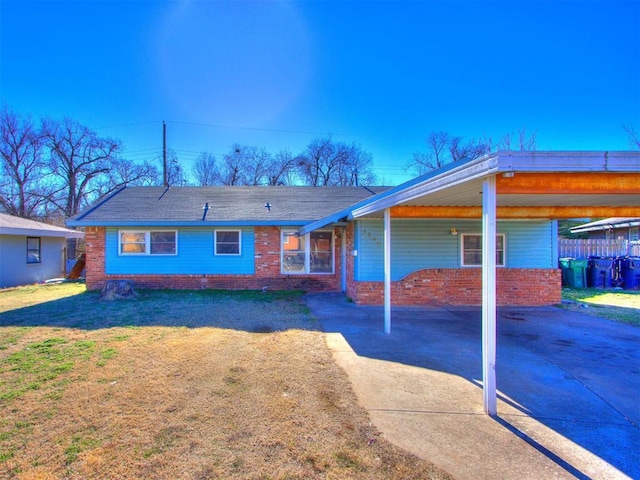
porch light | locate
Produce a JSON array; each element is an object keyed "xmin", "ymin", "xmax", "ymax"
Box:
[{"xmin": 450, "ymin": 227, "xmax": 458, "ymax": 236}]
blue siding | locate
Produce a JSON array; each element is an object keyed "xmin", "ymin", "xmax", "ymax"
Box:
[
  {"xmin": 354, "ymin": 219, "xmax": 555, "ymax": 281},
  {"xmin": 106, "ymin": 227, "xmax": 255, "ymax": 275}
]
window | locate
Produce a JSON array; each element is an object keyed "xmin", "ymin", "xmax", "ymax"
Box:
[
  {"xmin": 630, "ymin": 227, "xmax": 639, "ymax": 242},
  {"xmin": 282, "ymin": 230, "xmax": 334, "ymax": 274},
  {"xmin": 310, "ymin": 231, "xmax": 333, "ymax": 273},
  {"xmin": 119, "ymin": 230, "xmax": 177, "ymax": 255},
  {"xmin": 27, "ymin": 237, "xmax": 41, "ymax": 264},
  {"xmin": 282, "ymin": 231, "xmax": 305, "ymax": 273},
  {"xmin": 461, "ymin": 234, "xmax": 505, "ymax": 267},
  {"xmin": 215, "ymin": 230, "xmax": 241, "ymax": 255}
]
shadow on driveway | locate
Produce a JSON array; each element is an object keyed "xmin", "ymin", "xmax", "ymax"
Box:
[{"xmin": 305, "ymin": 293, "xmax": 640, "ymax": 480}]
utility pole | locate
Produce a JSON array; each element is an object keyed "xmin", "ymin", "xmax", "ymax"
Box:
[{"xmin": 163, "ymin": 121, "xmax": 167, "ymax": 187}]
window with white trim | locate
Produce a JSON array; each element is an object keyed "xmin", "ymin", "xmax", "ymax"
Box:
[
  {"xmin": 27, "ymin": 237, "xmax": 41, "ymax": 264},
  {"xmin": 281, "ymin": 230, "xmax": 334, "ymax": 274},
  {"xmin": 119, "ymin": 230, "xmax": 177, "ymax": 255},
  {"xmin": 630, "ymin": 227, "xmax": 639, "ymax": 242},
  {"xmin": 461, "ymin": 234, "xmax": 505, "ymax": 267},
  {"xmin": 215, "ymin": 230, "xmax": 241, "ymax": 255}
]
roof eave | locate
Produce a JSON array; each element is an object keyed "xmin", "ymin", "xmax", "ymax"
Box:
[
  {"xmin": 571, "ymin": 219, "xmax": 640, "ymax": 233},
  {"xmin": 65, "ymin": 220, "xmax": 315, "ymax": 228},
  {"xmin": 350, "ymin": 153, "xmax": 500, "ymax": 218},
  {"xmin": 497, "ymin": 150, "xmax": 640, "ymax": 172},
  {"xmin": 0, "ymin": 227, "xmax": 84, "ymax": 238}
]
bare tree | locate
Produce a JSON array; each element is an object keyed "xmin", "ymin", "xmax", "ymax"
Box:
[
  {"xmin": 334, "ymin": 144, "xmax": 376, "ymax": 186},
  {"xmin": 42, "ymin": 117, "xmax": 121, "ymax": 217},
  {"xmin": 243, "ymin": 146, "xmax": 273, "ymax": 186},
  {"xmin": 219, "ymin": 144, "xmax": 249, "ymax": 185},
  {"xmin": 500, "ymin": 128, "xmax": 538, "ymax": 151},
  {"xmin": 411, "ymin": 131, "xmax": 450, "ymax": 173},
  {"xmin": 622, "ymin": 123, "xmax": 640, "ymax": 150},
  {"xmin": 296, "ymin": 137, "xmax": 376, "ymax": 186},
  {"xmin": 409, "ymin": 131, "xmax": 489, "ymax": 176},
  {"xmin": 165, "ymin": 150, "xmax": 188, "ymax": 186},
  {"xmin": 0, "ymin": 106, "xmax": 50, "ymax": 218},
  {"xmin": 448, "ymin": 135, "xmax": 488, "ymax": 162},
  {"xmin": 191, "ymin": 152, "xmax": 219, "ymax": 186},
  {"xmin": 267, "ymin": 149, "xmax": 296, "ymax": 185},
  {"xmin": 96, "ymin": 157, "xmax": 160, "ymax": 195}
]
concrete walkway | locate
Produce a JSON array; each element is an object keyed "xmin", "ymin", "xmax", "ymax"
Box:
[{"xmin": 304, "ymin": 293, "xmax": 640, "ymax": 480}]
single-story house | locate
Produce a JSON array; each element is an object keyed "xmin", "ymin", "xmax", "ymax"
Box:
[
  {"xmin": 570, "ymin": 217, "xmax": 640, "ymax": 241},
  {"xmin": 67, "ymin": 151, "xmax": 640, "ymax": 309},
  {"xmin": 0, "ymin": 213, "xmax": 84, "ymax": 288},
  {"xmin": 68, "ymin": 150, "xmax": 639, "ymax": 414}
]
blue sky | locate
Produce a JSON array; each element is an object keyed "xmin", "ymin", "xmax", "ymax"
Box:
[{"xmin": 1, "ymin": 0, "xmax": 638, "ymax": 184}]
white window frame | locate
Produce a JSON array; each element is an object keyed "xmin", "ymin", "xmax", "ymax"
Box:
[
  {"xmin": 118, "ymin": 230, "xmax": 178, "ymax": 256},
  {"xmin": 281, "ymin": 229, "xmax": 334, "ymax": 275},
  {"xmin": 460, "ymin": 233, "xmax": 506, "ymax": 267},
  {"xmin": 214, "ymin": 229, "xmax": 241, "ymax": 256},
  {"xmin": 629, "ymin": 227, "xmax": 639, "ymax": 242}
]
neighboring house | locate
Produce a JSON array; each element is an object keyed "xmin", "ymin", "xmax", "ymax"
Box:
[
  {"xmin": 67, "ymin": 151, "xmax": 640, "ymax": 307},
  {"xmin": 0, "ymin": 213, "xmax": 84, "ymax": 288},
  {"xmin": 570, "ymin": 217, "xmax": 640, "ymax": 242}
]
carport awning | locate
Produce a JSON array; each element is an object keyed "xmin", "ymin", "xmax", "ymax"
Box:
[{"xmin": 349, "ymin": 151, "xmax": 640, "ymax": 220}]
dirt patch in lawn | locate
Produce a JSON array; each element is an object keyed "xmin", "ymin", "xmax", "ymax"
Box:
[{"xmin": 0, "ymin": 284, "xmax": 452, "ymax": 479}]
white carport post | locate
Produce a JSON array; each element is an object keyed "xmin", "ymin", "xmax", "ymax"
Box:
[
  {"xmin": 384, "ymin": 208, "xmax": 391, "ymax": 334},
  {"xmin": 482, "ymin": 175, "xmax": 498, "ymax": 415}
]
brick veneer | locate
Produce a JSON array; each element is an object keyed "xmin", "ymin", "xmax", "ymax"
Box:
[
  {"xmin": 84, "ymin": 226, "xmax": 342, "ymax": 292},
  {"xmin": 347, "ymin": 268, "xmax": 562, "ymax": 306}
]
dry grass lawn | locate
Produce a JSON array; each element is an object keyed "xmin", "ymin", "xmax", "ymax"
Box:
[{"xmin": 0, "ymin": 283, "xmax": 452, "ymax": 480}]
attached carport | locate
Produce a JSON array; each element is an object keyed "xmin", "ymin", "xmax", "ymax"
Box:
[{"xmin": 343, "ymin": 151, "xmax": 640, "ymax": 415}]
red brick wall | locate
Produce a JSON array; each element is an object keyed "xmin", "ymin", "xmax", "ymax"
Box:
[
  {"xmin": 85, "ymin": 226, "xmax": 342, "ymax": 292},
  {"xmin": 348, "ymin": 268, "xmax": 562, "ymax": 306}
]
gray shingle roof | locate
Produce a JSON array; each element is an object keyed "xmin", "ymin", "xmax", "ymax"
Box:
[
  {"xmin": 0, "ymin": 213, "xmax": 84, "ymax": 237},
  {"xmin": 68, "ymin": 186, "xmax": 389, "ymax": 226}
]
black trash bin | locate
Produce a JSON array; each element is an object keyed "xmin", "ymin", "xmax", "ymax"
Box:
[
  {"xmin": 587, "ymin": 256, "xmax": 615, "ymax": 288},
  {"xmin": 619, "ymin": 257, "xmax": 640, "ymax": 290}
]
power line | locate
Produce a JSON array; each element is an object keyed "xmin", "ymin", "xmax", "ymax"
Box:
[{"xmin": 165, "ymin": 120, "xmax": 364, "ymax": 138}]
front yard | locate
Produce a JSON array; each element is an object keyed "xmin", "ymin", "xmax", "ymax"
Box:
[{"xmin": 0, "ymin": 283, "xmax": 451, "ymax": 480}]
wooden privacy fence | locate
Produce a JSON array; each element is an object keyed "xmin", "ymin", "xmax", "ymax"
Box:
[{"xmin": 559, "ymin": 239, "xmax": 640, "ymax": 259}]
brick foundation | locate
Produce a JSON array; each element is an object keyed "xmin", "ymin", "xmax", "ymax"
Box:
[
  {"xmin": 84, "ymin": 226, "xmax": 342, "ymax": 292},
  {"xmin": 348, "ymin": 268, "xmax": 562, "ymax": 306}
]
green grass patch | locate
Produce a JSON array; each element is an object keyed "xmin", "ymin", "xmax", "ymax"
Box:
[
  {"xmin": 0, "ymin": 327, "xmax": 30, "ymax": 350},
  {"xmin": 64, "ymin": 435, "xmax": 100, "ymax": 464},
  {"xmin": 561, "ymin": 288, "xmax": 640, "ymax": 326},
  {"xmin": 96, "ymin": 348, "xmax": 118, "ymax": 367},
  {"xmin": 0, "ymin": 337, "xmax": 98, "ymax": 403},
  {"xmin": 0, "ymin": 446, "xmax": 15, "ymax": 463}
]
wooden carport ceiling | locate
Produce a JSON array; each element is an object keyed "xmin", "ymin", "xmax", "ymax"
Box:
[{"xmin": 366, "ymin": 172, "xmax": 640, "ymax": 219}]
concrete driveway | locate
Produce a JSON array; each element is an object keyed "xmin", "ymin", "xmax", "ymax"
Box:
[{"xmin": 304, "ymin": 293, "xmax": 640, "ymax": 480}]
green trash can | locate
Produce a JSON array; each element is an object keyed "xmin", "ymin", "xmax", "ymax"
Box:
[
  {"xmin": 566, "ymin": 259, "xmax": 588, "ymax": 288},
  {"xmin": 559, "ymin": 258, "xmax": 572, "ymax": 286}
]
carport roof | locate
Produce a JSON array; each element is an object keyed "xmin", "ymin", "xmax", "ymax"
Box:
[
  {"xmin": 299, "ymin": 150, "xmax": 640, "ymax": 234},
  {"xmin": 570, "ymin": 217, "xmax": 640, "ymax": 233}
]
